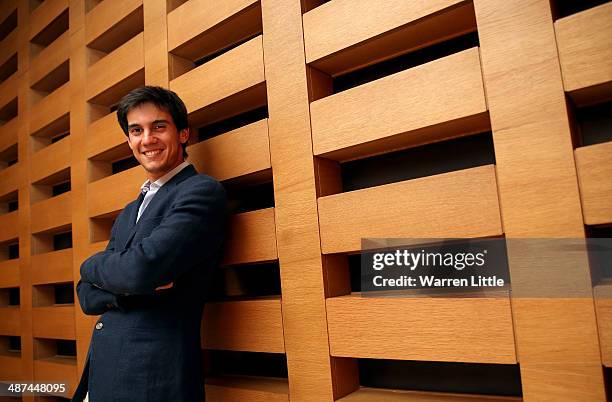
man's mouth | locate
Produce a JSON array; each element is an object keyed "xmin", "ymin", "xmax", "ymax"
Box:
[{"xmin": 143, "ymin": 149, "xmax": 163, "ymax": 157}]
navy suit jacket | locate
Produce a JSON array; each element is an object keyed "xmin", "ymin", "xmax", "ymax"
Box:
[{"xmin": 72, "ymin": 165, "xmax": 226, "ymax": 402}]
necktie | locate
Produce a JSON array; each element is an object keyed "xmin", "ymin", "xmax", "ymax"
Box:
[{"xmin": 137, "ymin": 183, "xmax": 152, "ymax": 222}]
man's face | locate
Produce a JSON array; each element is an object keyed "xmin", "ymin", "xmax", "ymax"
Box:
[{"xmin": 126, "ymin": 102, "xmax": 189, "ymax": 181}]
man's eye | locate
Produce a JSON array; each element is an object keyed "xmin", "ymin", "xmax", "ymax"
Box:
[
  {"xmin": 154, "ymin": 124, "xmax": 166, "ymax": 130},
  {"xmin": 129, "ymin": 128, "xmax": 142, "ymax": 135}
]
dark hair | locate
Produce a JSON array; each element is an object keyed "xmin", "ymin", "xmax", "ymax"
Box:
[{"xmin": 117, "ymin": 86, "xmax": 189, "ymax": 157}]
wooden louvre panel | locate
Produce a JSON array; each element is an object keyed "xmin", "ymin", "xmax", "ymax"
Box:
[
  {"xmin": 0, "ymin": 1, "xmax": 16, "ymax": 25},
  {"xmin": 29, "ymin": 82, "xmax": 70, "ymax": 135},
  {"xmin": 87, "ymin": 112, "xmax": 126, "ymax": 159},
  {"xmin": 86, "ymin": 32, "xmax": 145, "ymax": 102},
  {"xmin": 0, "ymin": 209, "xmax": 17, "ymax": 243},
  {"xmin": 31, "ymin": 249, "xmax": 73, "ymax": 285},
  {"xmin": 0, "ymin": 73, "xmax": 17, "ymax": 110},
  {"xmin": 595, "ymin": 284, "xmax": 612, "ymax": 367},
  {"xmin": 169, "ymin": 36, "xmax": 265, "ymax": 118},
  {"xmin": 87, "ymin": 166, "xmax": 143, "ymax": 218},
  {"xmin": 89, "ymin": 240, "xmax": 108, "ymax": 255},
  {"xmin": 30, "ymin": 192, "xmax": 71, "ymax": 235},
  {"xmin": 167, "ymin": 0, "xmax": 260, "ymax": 59},
  {"xmin": 188, "ymin": 119, "xmax": 270, "ymax": 182},
  {"xmin": 29, "ymin": 31, "xmax": 69, "ymax": 88},
  {"xmin": 0, "ymin": 29, "xmax": 17, "ymax": 67},
  {"xmin": 85, "ymin": 0, "xmax": 142, "ymax": 50},
  {"xmin": 0, "ymin": 259, "xmax": 19, "ymax": 288},
  {"xmin": 310, "ymin": 48, "xmax": 488, "ymax": 161},
  {"xmin": 326, "ymin": 294, "xmax": 516, "ymax": 364},
  {"xmin": 0, "ymin": 117, "xmax": 18, "ymax": 154},
  {"xmin": 303, "ymin": 0, "xmax": 476, "ymax": 75},
  {"xmin": 28, "ymin": 0, "xmax": 68, "ymax": 41},
  {"xmin": 337, "ymin": 387, "xmax": 521, "ymax": 402},
  {"xmin": 575, "ymin": 141, "xmax": 612, "ymax": 225},
  {"xmin": 222, "ymin": 207, "xmax": 277, "ymax": 266},
  {"xmin": 0, "ymin": 355, "xmax": 22, "ymax": 380},
  {"xmin": 33, "ymin": 357, "xmax": 77, "ymax": 396},
  {"xmin": 206, "ymin": 376, "xmax": 289, "ymax": 402},
  {"xmin": 0, "ymin": 164, "xmax": 19, "ymax": 198},
  {"xmin": 203, "ymin": 298, "xmax": 285, "ymax": 353},
  {"xmin": 0, "ymin": 306, "xmax": 20, "ymax": 335},
  {"xmin": 318, "ymin": 165, "xmax": 502, "ymax": 254},
  {"xmin": 30, "ymin": 136, "xmax": 70, "ymax": 184},
  {"xmin": 32, "ymin": 306, "xmax": 76, "ymax": 340},
  {"xmin": 555, "ymin": 2, "xmax": 612, "ymax": 94}
]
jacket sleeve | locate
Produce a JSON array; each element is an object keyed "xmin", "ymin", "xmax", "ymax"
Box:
[
  {"xmin": 76, "ymin": 221, "xmax": 122, "ymax": 314},
  {"xmin": 76, "ymin": 280, "xmax": 121, "ymax": 315},
  {"xmin": 80, "ymin": 178, "xmax": 226, "ymax": 295}
]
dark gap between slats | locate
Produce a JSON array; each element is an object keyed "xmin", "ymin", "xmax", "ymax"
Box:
[
  {"xmin": 198, "ymin": 106, "xmax": 268, "ymax": 142},
  {"xmin": 358, "ymin": 358, "xmax": 522, "ymax": 396},
  {"xmin": 207, "ymin": 350, "xmax": 288, "ymax": 378},
  {"xmin": 333, "ymin": 32, "xmax": 479, "ymax": 94},
  {"xmin": 341, "ymin": 132, "xmax": 495, "ymax": 192}
]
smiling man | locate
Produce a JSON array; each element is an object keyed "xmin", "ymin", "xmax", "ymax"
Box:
[{"xmin": 72, "ymin": 86, "xmax": 227, "ymax": 402}]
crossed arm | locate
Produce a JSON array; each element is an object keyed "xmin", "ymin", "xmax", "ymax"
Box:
[{"xmin": 77, "ymin": 179, "xmax": 226, "ymax": 315}]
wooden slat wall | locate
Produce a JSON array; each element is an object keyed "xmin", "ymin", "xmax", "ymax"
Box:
[{"xmin": 0, "ymin": 0, "xmax": 609, "ymax": 401}]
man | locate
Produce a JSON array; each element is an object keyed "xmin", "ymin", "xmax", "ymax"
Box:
[{"xmin": 72, "ymin": 86, "xmax": 227, "ymax": 402}]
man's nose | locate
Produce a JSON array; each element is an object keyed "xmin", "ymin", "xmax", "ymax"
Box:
[{"xmin": 141, "ymin": 129, "xmax": 157, "ymax": 145}]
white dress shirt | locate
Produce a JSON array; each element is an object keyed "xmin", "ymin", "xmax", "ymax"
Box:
[{"xmin": 137, "ymin": 160, "xmax": 191, "ymax": 222}]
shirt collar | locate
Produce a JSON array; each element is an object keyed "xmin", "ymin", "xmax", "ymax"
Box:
[{"xmin": 140, "ymin": 160, "xmax": 191, "ymax": 193}]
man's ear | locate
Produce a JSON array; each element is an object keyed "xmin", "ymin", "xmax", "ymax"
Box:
[
  {"xmin": 179, "ymin": 128, "xmax": 190, "ymax": 144},
  {"xmin": 126, "ymin": 134, "xmax": 135, "ymax": 151}
]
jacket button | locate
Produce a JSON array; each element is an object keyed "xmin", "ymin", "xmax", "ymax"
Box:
[{"xmin": 95, "ymin": 322, "xmax": 104, "ymax": 330}]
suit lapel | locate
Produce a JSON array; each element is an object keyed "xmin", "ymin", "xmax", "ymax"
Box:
[{"xmin": 120, "ymin": 165, "xmax": 198, "ymax": 250}]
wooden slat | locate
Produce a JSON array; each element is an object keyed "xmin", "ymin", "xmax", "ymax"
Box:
[
  {"xmin": 0, "ymin": 210, "xmax": 17, "ymax": 243},
  {"xmin": 261, "ymin": 1, "xmax": 335, "ymax": 398},
  {"xmin": 595, "ymin": 284, "xmax": 612, "ymax": 367},
  {"xmin": 32, "ymin": 306, "xmax": 76, "ymax": 340},
  {"xmin": 311, "ymin": 47, "xmax": 487, "ymax": 161},
  {"xmin": 303, "ymin": 0, "xmax": 476, "ymax": 76},
  {"xmin": 29, "ymin": 0, "xmax": 68, "ymax": 41},
  {"xmin": 327, "ymin": 294, "xmax": 516, "ymax": 363},
  {"xmin": 85, "ymin": 0, "xmax": 142, "ymax": 51},
  {"xmin": 206, "ymin": 376, "xmax": 289, "ymax": 402},
  {"xmin": 87, "ymin": 166, "xmax": 143, "ymax": 218},
  {"xmin": 0, "ymin": 306, "xmax": 20, "ymax": 335},
  {"xmin": 29, "ymin": 30, "xmax": 69, "ymax": 88},
  {"xmin": 318, "ymin": 165, "xmax": 502, "ymax": 254},
  {"xmin": 188, "ymin": 119, "xmax": 270, "ymax": 182},
  {"xmin": 575, "ymin": 141, "xmax": 612, "ymax": 225},
  {"xmin": 30, "ymin": 191, "xmax": 71, "ymax": 235},
  {"xmin": 167, "ymin": 0, "xmax": 260, "ymax": 60},
  {"xmin": 31, "ymin": 249, "xmax": 73, "ymax": 285},
  {"xmin": 474, "ymin": 0, "xmax": 605, "ymax": 399},
  {"xmin": 0, "ymin": 259, "xmax": 19, "ymax": 288},
  {"xmin": 87, "ymin": 112, "xmax": 126, "ymax": 159},
  {"xmin": 555, "ymin": 3, "xmax": 612, "ymax": 94},
  {"xmin": 30, "ymin": 135, "xmax": 70, "ymax": 184},
  {"xmin": 33, "ymin": 357, "xmax": 77, "ymax": 396},
  {"xmin": 0, "ymin": 163, "xmax": 18, "ymax": 197},
  {"xmin": 29, "ymin": 82, "xmax": 70, "ymax": 135},
  {"xmin": 0, "ymin": 29, "xmax": 17, "ymax": 67},
  {"xmin": 0, "ymin": 73, "xmax": 17, "ymax": 110},
  {"xmin": 338, "ymin": 387, "xmax": 521, "ymax": 402},
  {"xmin": 86, "ymin": 32, "xmax": 144, "ymax": 102},
  {"xmin": 203, "ymin": 298, "xmax": 284, "ymax": 353},
  {"xmin": 0, "ymin": 117, "xmax": 18, "ymax": 154},
  {"xmin": 169, "ymin": 35, "xmax": 265, "ymax": 122},
  {"xmin": 88, "ymin": 240, "xmax": 108, "ymax": 256},
  {"xmin": 0, "ymin": 354, "xmax": 22, "ymax": 380},
  {"xmin": 222, "ymin": 208, "xmax": 277, "ymax": 266},
  {"xmin": 0, "ymin": 1, "xmax": 17, "ymax": 26}
]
